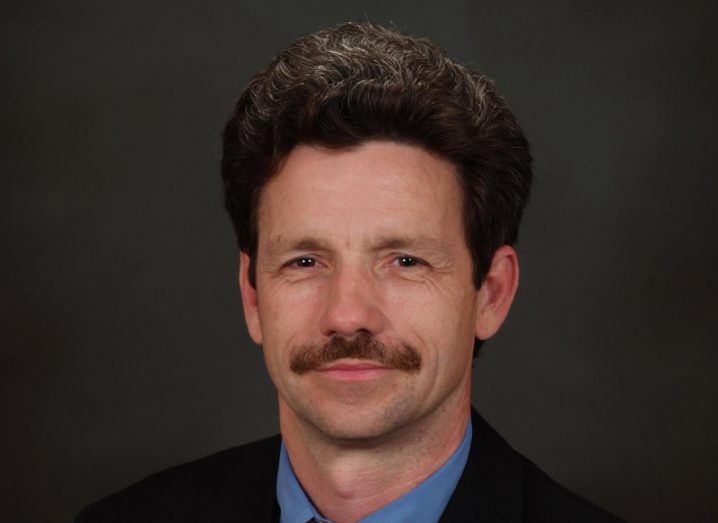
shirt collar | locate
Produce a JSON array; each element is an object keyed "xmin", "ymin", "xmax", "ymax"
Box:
[{"xmin": 277, "ymin": 418, "xmax": 472, "ymax": 523}]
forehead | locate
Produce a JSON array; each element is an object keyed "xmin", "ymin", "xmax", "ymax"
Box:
[{"xmin": 257, "ymin": 141, "xmax": 465, "ymax": 251}]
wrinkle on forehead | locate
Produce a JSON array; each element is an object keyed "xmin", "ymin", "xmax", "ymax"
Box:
[{"xmin": 257, "ymin": 141, "xmax": 465, "ymax": 256}]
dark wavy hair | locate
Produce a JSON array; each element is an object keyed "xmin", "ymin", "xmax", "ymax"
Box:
[{"xmin": 221, "ymin": 22, "xmax": 532, "ymax": 292}]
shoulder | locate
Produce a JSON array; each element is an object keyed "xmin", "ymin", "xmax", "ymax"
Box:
[
  {"xmin": 75, "ymin": 434, "xmax": 281, "ymax": 523},
  {"xmin": 442, "ymin": 410, "xmax": 625, "ymax": 522},
  {"xmin": 522, "ymin": 458, "xmax": 625, "ymax": 523}
]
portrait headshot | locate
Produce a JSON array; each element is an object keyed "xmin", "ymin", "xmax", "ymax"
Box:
[
  {"xmin": 2, "ymin": 2, "xmax": 716, "ymax": 523},
  {"xmin": 76, "ymin": 20, "xmax": 623, "ymax": 522}
]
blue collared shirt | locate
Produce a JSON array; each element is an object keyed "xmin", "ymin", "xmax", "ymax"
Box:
[{"xmin": 276, "ymin": 419, "xmax": 472, "ymax": 523}]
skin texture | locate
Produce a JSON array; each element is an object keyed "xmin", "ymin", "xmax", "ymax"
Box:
[{"xmin": 238, "ymin": 141, "xmax": 519, "ymax": 522}]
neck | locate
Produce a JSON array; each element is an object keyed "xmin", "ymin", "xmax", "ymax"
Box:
[{"xmin": 279, "ymin": 389, "xmax": 471, "ymax": 523}]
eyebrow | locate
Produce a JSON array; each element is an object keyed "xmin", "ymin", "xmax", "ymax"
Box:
[
  {"xmin": 371, "ymin": 235, "xmax": 448, "ymax": 252},
  {"xmin": 268, "ymin": 237, "xmax": 331, "ymax": 254}
]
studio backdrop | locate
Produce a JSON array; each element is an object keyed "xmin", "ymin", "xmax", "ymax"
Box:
[{"xmin": 2, "ymin": 1, "xmax": 717, "ymax": 522}]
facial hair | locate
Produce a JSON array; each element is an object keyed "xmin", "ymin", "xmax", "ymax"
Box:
[{"xmin": 289, "ymin": 330, "xmax": 421, "ymax": 374}]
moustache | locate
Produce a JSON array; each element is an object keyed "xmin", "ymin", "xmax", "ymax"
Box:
[{"xmin": 289, "ymin": 331, "xmax": 422, "ymax": 374}]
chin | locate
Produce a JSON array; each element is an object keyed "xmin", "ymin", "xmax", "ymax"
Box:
[
  {"xmin": 296, "ymin": 398, "xmax": 420, "ymax": 443},
  {"xmin": 319, "ymin": 417, "xmax": 389, "ymax": 441}
]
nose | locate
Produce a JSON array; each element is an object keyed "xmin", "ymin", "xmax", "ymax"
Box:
[{"xmin": 317, "ymin": 264, "xmax": 387, "ymax": 338}]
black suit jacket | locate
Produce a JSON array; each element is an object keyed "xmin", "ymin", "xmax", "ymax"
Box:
[{"xmin": 76, "ymin": 409, "xmax": 624, "ymax": 522}]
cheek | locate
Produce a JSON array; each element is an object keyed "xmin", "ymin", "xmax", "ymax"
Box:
[
  {"xmin": 257, "ymin": 282, "xmax": 323, "ymax": 355},
  {"xmin": 384, "ymin": 280, "xmax": 476, "ymax": 359}
]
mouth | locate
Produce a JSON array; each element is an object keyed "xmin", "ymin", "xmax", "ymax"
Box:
[{"xmin": 316, "ymin": 359, "xmax": 391, "ymax": 381}]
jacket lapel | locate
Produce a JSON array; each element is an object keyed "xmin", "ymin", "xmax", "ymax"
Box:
[
  {"xmin": 440, "ymin": 409, "xmax": 525, "ymax": 522},
  {"xmin": 200, "ymin": 434, "xmax": 282, "ymax": 522}
]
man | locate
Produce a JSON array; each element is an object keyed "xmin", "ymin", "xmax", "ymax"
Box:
[{"xmin": 77, "ymin": 22, "xmax": 624, "ymax": 522}]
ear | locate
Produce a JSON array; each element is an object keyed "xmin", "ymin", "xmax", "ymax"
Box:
[
  {"xmin": 475, "ymin": 245, "xmax": 520, "ymax": 340},
  {"xmin": 238, "ymin": 251, "xmax": 263, "ymax": 345}
]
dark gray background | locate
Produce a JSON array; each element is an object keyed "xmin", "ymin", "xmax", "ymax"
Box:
[{"xmin": 2, "ymin": 1, "xmax": 717, "ymax": 521}]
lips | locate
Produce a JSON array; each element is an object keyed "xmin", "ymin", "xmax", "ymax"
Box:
[
  {"xmin": 323, "ymin": 361, "xmax": 385, "ymax": 371},
  {"xmin": 317, "ymin": 360, "xmax": 390, "ymax": 380}
]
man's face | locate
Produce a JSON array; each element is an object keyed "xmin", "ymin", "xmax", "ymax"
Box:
[{"xmin": 241, "ymin": 141, "xmax": 481, "ymax": 440}]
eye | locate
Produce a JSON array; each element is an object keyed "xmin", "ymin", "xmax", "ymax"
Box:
[
  {"xmin": 286, "ymin": 256, "xmax": 318, "ymax": 268},
  {"xmin": 393, "ymin": 255, "xmax": 424, "ymax": 268}
]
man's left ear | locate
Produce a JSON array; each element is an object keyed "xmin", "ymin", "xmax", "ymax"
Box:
[{"xmin": 474, "ymin": 245, "xmax": 520, "ymax": 340}]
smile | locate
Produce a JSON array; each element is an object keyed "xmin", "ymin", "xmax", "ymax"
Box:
[{"xmin": 316, "ymin": 359, "xmax": 391, "ymax": 381}]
